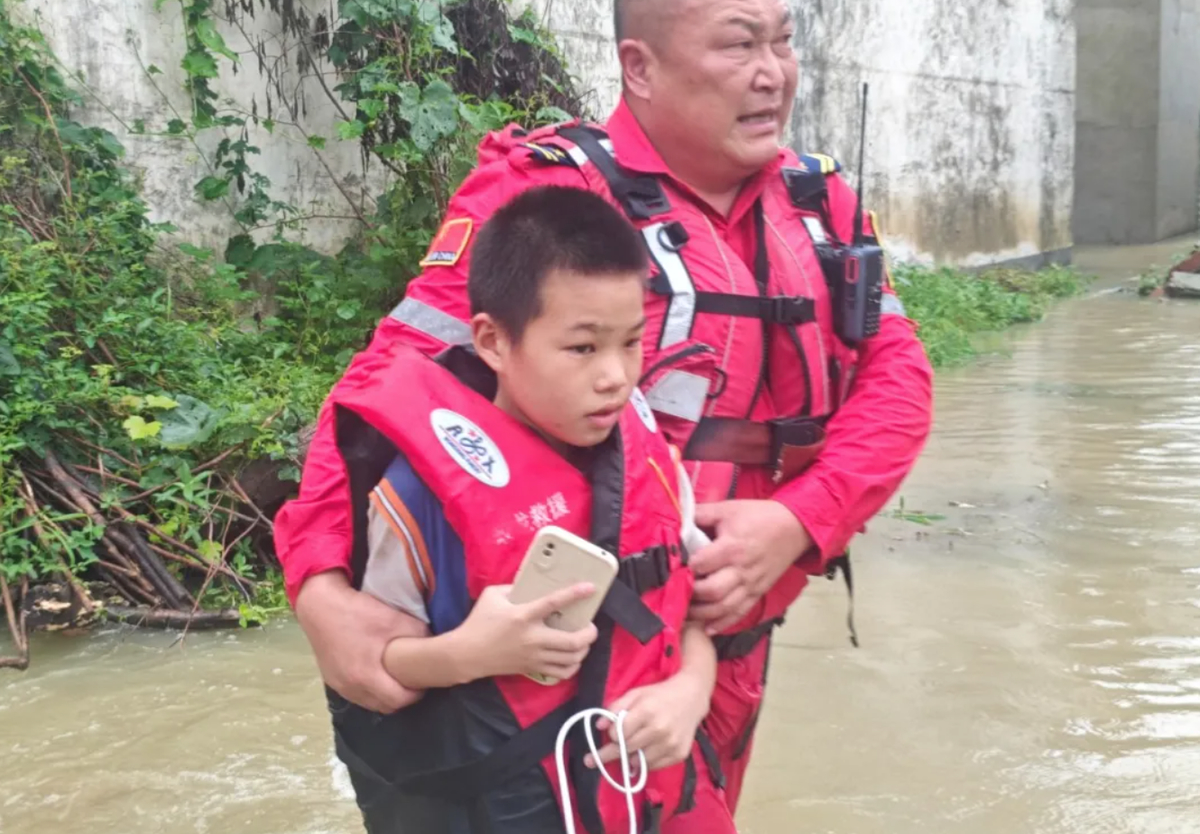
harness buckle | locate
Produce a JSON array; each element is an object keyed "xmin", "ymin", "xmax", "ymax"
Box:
[
  {"xmin": 618, "ymin": 178, "xmax": 671, "ymax": 220},
  {"xmin": 768, "ymin": 295, "xmax": 816, "ymax": 325}
]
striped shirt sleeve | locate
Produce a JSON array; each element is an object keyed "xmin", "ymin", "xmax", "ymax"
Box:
[{"xmin": 360, "ymin": 480, "xmax": 433, "ymax": 624}]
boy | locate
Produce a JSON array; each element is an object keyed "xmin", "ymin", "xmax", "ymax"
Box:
[{"xmin": 324, "ymin": 186, "xmax": 732, "ymax": 834}]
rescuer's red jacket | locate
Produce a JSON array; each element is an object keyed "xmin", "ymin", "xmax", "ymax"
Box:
[{"xmin": 275, "ymin": 100, "xmax": 934, "ymax": 621}]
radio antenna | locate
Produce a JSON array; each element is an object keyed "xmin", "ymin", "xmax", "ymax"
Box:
[{"xmin": 852, "ymin": 82, "xmax": 869, "ymax": 247}]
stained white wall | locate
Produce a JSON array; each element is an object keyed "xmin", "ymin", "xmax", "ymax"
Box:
[
  {"xmin": 18, "ymin": 0, "xmax": 379, "ymax": 255},
  {"xmin": 522, "ymin": 0, "xmax": 1078, "ymax": 267},
  {"xmin": 24, "ymin": 0, "xmax": 1077, "ymax": 266}
]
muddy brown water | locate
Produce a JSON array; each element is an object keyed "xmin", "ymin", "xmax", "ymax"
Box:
[{"xmin": 3, "ymin": 244, "xmax": 1200, "ymax": 834}]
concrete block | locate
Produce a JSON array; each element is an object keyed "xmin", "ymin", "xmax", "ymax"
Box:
[{"xmin": 1074, "ymin": 124, "xmax": 1158, "ymax": 244}]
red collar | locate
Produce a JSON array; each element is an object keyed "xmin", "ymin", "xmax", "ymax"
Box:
[{"xmin": 602, "ymin": 98, "xmax": 785, "ymax": 223}]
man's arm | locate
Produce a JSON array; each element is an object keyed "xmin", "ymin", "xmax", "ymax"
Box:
[
  {"xmin": 689, "ymin": 176, "xmax": 933, "ymax": 631},
  {"xmin": 773, "ymin": 173, "xmax": 934, "ymax": 567}
]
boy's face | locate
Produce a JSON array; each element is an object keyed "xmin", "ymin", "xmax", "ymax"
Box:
[{"xmin": 474, "ymin": 267, "xmax": 646, "ymax": 450}]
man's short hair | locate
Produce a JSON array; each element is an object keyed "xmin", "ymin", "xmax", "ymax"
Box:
[{"xmin": 468, "ymin": 186, "xmax": 648, "ymax": 341}]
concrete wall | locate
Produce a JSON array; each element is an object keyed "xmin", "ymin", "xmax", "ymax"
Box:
[
  {"xmin": 17, "ymin": 0, "xmax": 379, "ymax": 255},
  {"xmin": 788, "ymin": 0, "xmax": 1076, "ymax": 267},
  {"xmin": 22, "ymin": 0, "xmax": 1078, "ymax": 267},
  {"xmin": 1075, "ymin": 0, "xmax": 1200, "ymax": 245},
  {"xmin": 526, "ymin": 0, "xmax": 1077, "ymax": 268},
  {"xmin": 1156, "ymin": 0, "xmax": 1200, "ymax": 239}
]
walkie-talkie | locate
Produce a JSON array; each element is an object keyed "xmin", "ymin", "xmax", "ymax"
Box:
[{"xmin": 815, "ymin": 82, "xmax": 885, "ymax": 347}]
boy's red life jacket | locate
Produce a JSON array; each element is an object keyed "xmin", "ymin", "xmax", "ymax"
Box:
[{"xmin": 328, "ymin": 346, "xmax": 705, "ymax": 834}]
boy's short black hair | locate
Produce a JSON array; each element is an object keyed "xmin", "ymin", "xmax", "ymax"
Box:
[{"xmin": 468, "ymin": 186, "xmax": 649, "ymax": 341}]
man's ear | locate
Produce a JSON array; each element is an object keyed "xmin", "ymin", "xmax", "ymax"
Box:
[
  {"xmin": 619, "ymin": 39, "xmax": 654, "ymax": 101},
  {"xmin": 471, "ymin": 313, "xmax": 508, "ymax": 373}
]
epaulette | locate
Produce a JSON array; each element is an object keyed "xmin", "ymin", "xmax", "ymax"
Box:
[
  {"xmin": 521, "ymin": 142, "xmax": 575, "ymax": 166},
  {"xmin": 798, "ymin": 153, "xmax": 842, "ymax": 175}
]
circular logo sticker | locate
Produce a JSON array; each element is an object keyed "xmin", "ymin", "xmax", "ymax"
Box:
[
  {"xmin": 429, "ymin": 409, "xmax": 511, "ymax": 488},
  {"xmin": 628, "ymin": 388, "xmax": 657, "ymax": 433}
]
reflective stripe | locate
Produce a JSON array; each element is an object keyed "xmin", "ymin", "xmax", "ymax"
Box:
[
  {"xmin": 566, "ymin": 136, "xmax": 616, "ymax": 170},
  {"xmin": 388, "ymin": 297, "xmax": 471, "ymax": 345},
  {"xmin": 645, "ymin": 370, "xmax": 709, "ymax": 422},
  {"xmin": 643, "ymin": 222, "xmax": 696, "ymax": 349},
  {"xmin": 881, "ymin": 293, "xmax": 907, "ymax": 317}
]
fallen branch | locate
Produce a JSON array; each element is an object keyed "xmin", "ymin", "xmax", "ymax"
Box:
[
  {"xmin": 17, "ymin": 470, "xmax": 96, "ymax": 615},
  {"xmin": 43, "ymin": 452, "xmax": 193, "ymax": 609},
  {"xmin": 103, "ymin": 606, "xmax": 250, "ymax": 631},
  {"xmin": 0, "ymin": 576, "xmax": 30, "ymax": 671}
]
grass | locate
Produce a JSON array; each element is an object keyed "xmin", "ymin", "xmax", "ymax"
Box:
[{"xmin": 893, "ymin": 263, "xmax": 1091, "ymax": 368}]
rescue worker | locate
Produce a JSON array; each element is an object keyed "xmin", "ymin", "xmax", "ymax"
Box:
[
  {"xmin": 327, "ymin": 186, "xmax": 731, "ymax": 833},
  {"xmin": 277, "ymin": 0, "xmax": 934, "ymax": 822}
]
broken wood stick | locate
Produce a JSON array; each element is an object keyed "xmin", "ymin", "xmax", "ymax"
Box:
[
  {"xmin": 103, "ymin": 606, "xmax": 251, "ymax": 631},
  {"xmin": 0, "ymin": 576, "xmax": 29, "ymax": 672}
]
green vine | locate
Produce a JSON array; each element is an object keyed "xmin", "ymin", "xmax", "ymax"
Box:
[{"xmin": 0, "ymin": 0, "xmax": 583, "ymax": 643}]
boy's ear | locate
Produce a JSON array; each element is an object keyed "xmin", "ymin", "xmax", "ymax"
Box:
[{"xmin": 471, "ymin": 313, "xmax": 507, "ymax": 373}]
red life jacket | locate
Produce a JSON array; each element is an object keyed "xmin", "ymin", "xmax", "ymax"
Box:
[
  {"xmin": 328, "ymin": 346, "xmax": 703, "ymax": 834},
  {"xmin": 486, "ymin": 123, "xmax": 861, "ymax": 630}
]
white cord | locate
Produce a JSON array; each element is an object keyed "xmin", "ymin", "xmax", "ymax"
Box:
[{"xmin": 554, "ymin": 708, "xmax": 648, "ymax": 834}]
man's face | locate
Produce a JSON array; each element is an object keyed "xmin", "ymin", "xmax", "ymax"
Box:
[
  {"xmin": 637, "ymin": 0, "xmax": 798, "ymax": 185},
  {"xmin": 489, "ymin": 268, "xmax": 646, "ymax": 451}
]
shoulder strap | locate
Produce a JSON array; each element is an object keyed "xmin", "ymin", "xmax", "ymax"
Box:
[
  {"xmin": 556, "ymin": 125, "xmax": 671, "ymax": 221},
  {"xmin": 781, "ymin": 153, "xmax": 844, "ymax": 245}
]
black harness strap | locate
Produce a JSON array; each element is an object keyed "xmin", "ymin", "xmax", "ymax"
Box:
[
  {"xmin": 825, "ymin": 553, "xmax": 859, "ymax": 648},
  {"xmin": 557, "ymin": 126, "xmax": 670, "ymax": 220},
  {"xmin": 711, "ymin": 616, "xmax": 784, "ymax": 662},
  {"xmin": 694, "ymin": 728, "xmax": 726, "ymax": 790}
]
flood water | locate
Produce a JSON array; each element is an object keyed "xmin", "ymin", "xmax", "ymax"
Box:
[{"xmin": 4, "ymin": 242, "xmax": 1200, "ymax": 834}]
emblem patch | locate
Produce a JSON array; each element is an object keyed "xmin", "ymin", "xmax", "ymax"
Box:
[
  {"xmin": 420, "ymin": 217, "xmax": 473, "ymax": 268},
  {"xmin": 430, "ymin": 408, "xmax": 510, "ymax": 488},
  {"xmin": 629, "ymin": 388, "xmax": 658, "ymax": 433}
]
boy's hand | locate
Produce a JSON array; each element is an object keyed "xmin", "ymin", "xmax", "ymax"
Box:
[
  {"xmin": 587, "ymin": 672, "xmax": 710, "ymax": 772},
  {"xmin": 455, "ymin": 583, "xmax": 600, "ymax": 682}
]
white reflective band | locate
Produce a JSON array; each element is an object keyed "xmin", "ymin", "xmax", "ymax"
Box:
[
  {"xmin": 566, "ymin": 136, "xmax": 617, "ymax": 169},
  {"xmin": 881, "ymin": 293, "xmax": 907, "ymax": 317},
  {"xmin": 643, "ymin": 222, "xmax": 695, "ymax": 349},
  {"xmin": 801, "ymin": 215, "xmax": 830, "ymax": 245},
  {"xmin": 388, "ymin": 297, "xmax": 472, "ymax": 345},
  {"xmin": 645, "ymin": 370, "xmax": 709, "ymax": 423}
]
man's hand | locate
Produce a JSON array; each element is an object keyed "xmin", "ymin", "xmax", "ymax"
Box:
[
  {"xmin": 688, "ymin": 500, "xmax": 813, "ymax": 634},
  {"xmin": 453, "ymin": 583, "xmax": 600, "ymax": 683},
  {"xmin": 587, "ymin": 673, "xmax": 711, "ymax": 773},
  {"xmin": 294, "ymin": 571, "xmax": 428, "ymax": 713}
]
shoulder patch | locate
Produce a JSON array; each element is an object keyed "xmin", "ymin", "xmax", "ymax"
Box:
[
  {"xmin": 420, "ymin": 217, "xmax": 474, "ymax": 268},
  {"xmin": 798, "ymin": 153, "xmax": 842, "ymax": 175},
  {"xmin": 521, "ymin": 142, "xmax": 575, "ymax": 167},
  {"xmin": 429, "ymin": 408, "xmax": 510, "ymax": 488}
]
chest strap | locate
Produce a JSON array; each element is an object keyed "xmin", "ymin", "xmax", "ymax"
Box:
[
  {"xmin": 557, "ymin": 127, "xmax": 817, "ymax": 338},
  {"xmin": 682, "ymin": 415, "xmax": 827, "ymax": 484}
]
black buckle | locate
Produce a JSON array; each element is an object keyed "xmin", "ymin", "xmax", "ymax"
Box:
[
  {"xmin": 768, "ymin": 295, "xmax": 815, "ymax": 325},
  {"xmin": 617, "ymin": 178, "xmax": 670, "ymax": 220},
  {"xmin": 618, "ymin": 545, "xmax": 672, "ymax": 595}
]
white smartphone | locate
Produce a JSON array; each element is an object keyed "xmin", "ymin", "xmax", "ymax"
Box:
[{"xmin": 509, "ymin": 526, "xmax": 619, "ymax": 685}]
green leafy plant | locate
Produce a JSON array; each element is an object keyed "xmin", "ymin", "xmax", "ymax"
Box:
[
  {"xmin": 893, "ymin": 263, "xmax": 1091, "ymax": 367},
  {"xmin": 0, "ymin": 0, "xmax": 585, "ymax": 642}
]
